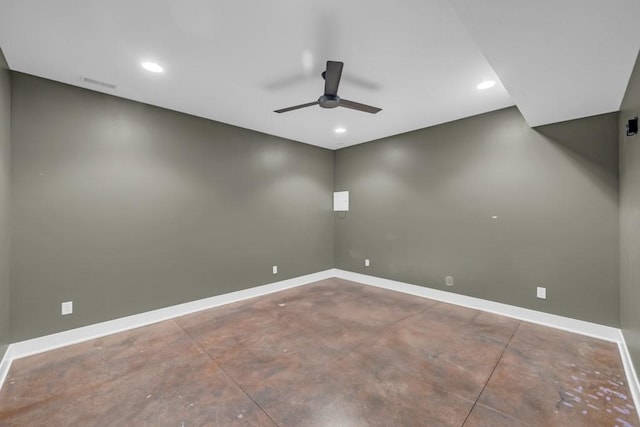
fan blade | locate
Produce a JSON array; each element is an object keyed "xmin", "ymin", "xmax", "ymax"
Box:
[
  {"xmin": 324, "ymin": 61, "xmax": 343, "ymax": 96},
  {"xmin": 339, "ymin": 99, "xmax": 382, "ymax": 114},
  {"xmin": 274, "ymin": 101, "xmax": 319, "ymax": 114}
]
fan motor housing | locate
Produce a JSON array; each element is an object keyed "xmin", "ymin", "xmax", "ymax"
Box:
[{"xmin": 318, "ymin": 95, "xmax": 340, "ymax": 109}]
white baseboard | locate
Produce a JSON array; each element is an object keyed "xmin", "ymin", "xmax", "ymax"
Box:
[
  {"xmin": 7, "ymin": 269, "xmax": 338, "ymax": 362},
  {"xmin": 1, "ymin": 267, "xmax": 638, "ymax": 413},
  {"xmin": 618, "ymin": 331, "xmax": 640, "ymax": 414},
  {"xmin": 0, "ymin": 346, "xmax": 13, "ymax": 394},
  {"xmin": 333, "ymin": 270, "xmax": 621, "ymax": 342}
]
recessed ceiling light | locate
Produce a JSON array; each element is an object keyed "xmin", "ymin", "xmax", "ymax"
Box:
[
  {"xmin": 141, "ymin": 62, "xmax": 164, "ymax": 73},
  {"xmin": 476, "ymin": 80, "xmax": 496, "ymax": 90},
  {"xmin": 335, "ymin": 127, "xmax": 346, "ymax": 134}
]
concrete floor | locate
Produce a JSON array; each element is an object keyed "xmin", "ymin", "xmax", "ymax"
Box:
[{"xmin": 0, "ymin": 278, "xmax": 637, "ymax": 426}]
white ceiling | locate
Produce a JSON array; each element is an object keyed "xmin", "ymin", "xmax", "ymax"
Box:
[{"xmin": 0, "ymin": 0, "xmax": 638, "ymax": 150}]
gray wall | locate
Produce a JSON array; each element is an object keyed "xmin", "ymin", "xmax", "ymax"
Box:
[
  {"xmin": 10, "ymin": 73, "xmax": 334, "ymax": 341},
  {"xmin": 620, "ymin": 50, "xmax": 640, "ymax": 375},
  {"xmin": 335, "ymin": 107, "xmax": 619, "ymax": 326},
  {"xmin": 4, "ymin": 70, "xmax": 626, "ymax": 342},
  {"xmin": 0, "ymin": 49, "xmax": 10, "ymax": 357}
]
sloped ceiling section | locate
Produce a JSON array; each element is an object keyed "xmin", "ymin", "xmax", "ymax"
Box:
[
  {"xmin": 449, "ymin": 0, "xmax": 640, "ymax": 127},
  {"xmin": 0, "ymin": 0, "xmax": 638, "ymax": 148}
]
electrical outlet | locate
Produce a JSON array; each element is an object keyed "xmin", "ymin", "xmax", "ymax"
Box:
[
  {"xmin": 61, "ymin": 301, "xmax": 73, "ymax": 315},
  {"xmin": 445, "ymin": 276, "xmax": 454, "ymax": 286},
  {"xmin": 537, "ymin": 287, "xmax": 547, "ymax": 300},
  {"xmin": 272, "ymin": 265, "xmax": 278, "ymax": 274},
  {"xmin": 365, "ymin": 259, "xmax": 370, "ymax": 267}
]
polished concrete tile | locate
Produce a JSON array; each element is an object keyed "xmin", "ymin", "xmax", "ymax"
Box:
[
  {"xmin": 0, "ymin": 278, "xmax": 637, "ymax": 426},
  {"xmin": 477, "ymin": 322, "xmax": 638, "ymax": 426},
  {"xmin": 359, "ymin": 304, "xmax": 520, "ymax": 401},
  {"xmin": 0, "ymin": 321, "xmax": 274, "ymax": 426}
]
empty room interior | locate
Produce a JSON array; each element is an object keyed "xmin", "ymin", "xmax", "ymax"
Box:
[{"xmin": 1, "ymin": 1, "xmax": 640, "ymax": 426}]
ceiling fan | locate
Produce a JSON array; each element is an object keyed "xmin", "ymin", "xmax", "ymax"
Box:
[{"xmin": 274, "ymin": 61, "xmax": 382, "ymax": 114}]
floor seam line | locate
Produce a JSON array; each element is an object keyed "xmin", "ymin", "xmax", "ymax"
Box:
[
  {"xmin": 367, "ymin": 305, "xmax": 437, "ymax": 341},
  {"xmin": 460, "ymin": 320, "xmax": 522, "ymax": 426},
  {"xmin": 216, "ymin": 361, "xmax": 281, "ymax": 427},
  {"xmin": 170, "ymin": 319, "xmax": 281, "ymax": 427},
  {"xmin": 344, "ymin": 310, "xmax": 426, "ymax": 357},
  {"xmin": 310, "ymin": 304, "xmax": 436, "ymax": 361}
]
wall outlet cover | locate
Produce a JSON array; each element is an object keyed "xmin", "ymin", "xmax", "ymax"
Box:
[
  {"xmin": 365, "ymin": 259, "xmax": 370, "ymax": 267},
  {"xmin": 537, "ymin": 287, "xmax": 547, "ymax": 300},
  {"xmin": 445, "ymin": 276, "xmax": 454, "ymax": 286},
  {"xmin": 61, "ymin": 301, "xmax": 73, "ymax": 315},
  {"xmin": 272, "ymin": 265, "xmax": 278, "ymax": 274}
]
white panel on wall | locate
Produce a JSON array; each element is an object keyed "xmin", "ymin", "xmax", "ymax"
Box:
[{"xmin": 333, "ymin": 191, "xmax": 349, "ymax": 212}]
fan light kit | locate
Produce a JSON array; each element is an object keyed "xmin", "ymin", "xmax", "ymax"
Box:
[
  {"xmin": 476, "ymin": 80, "xmax": 496, "ymax": 90},
  {"xmin": 275, "ymin": 61, "xmax": 381, "ymax": 114},
  {"xmin": 141, "ymin": 62, "xmax": 164, "ymax": 73}
]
